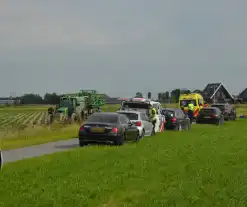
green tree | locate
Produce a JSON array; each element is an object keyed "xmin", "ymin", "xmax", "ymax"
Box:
[
  {"xmin": 165, "ymin": 91, "xmax": 170, "ymax": 100},
  {"xmin": 20, "ymin": 94, "xmax": 44, "ymax": 104},
  {"xmin": 171, "ymin": 89, "xmax": 180, "ymax": 102},
  {"xmin": 135, "ymin": 92, "xmax": 143, "ymax": 98},
  {"xmin": 44, "ymin": 93, "xmax": 60, "ymax": 104},
  {"xmin": 193, "ymin": 89, "xmax": 202, "ymax": 94}
]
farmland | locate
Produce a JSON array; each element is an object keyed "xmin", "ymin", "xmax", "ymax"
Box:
[
  {"xmin": 0, "ymin": 103, "xmax": 245, "ymax": 130},
  {"xmin": 0, "ymin": 103, "xmax": 246, "ymax": 150},
  {"xmin": 1, "ymin": 104, "xmax": 247, "ymax": 206},
  {"xmin": 1, "ymin": 115, "xmax": 247, "ymax": 206},
  {"xmin": 0, "ymin": 111, "xmax": 47, "ymax": 129}
]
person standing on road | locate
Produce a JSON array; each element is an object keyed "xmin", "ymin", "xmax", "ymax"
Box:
[
  {"xmin": 188, "ymin": 101, "xmax": 194, "ymax": 123},
  {"xmin": 149, "ymin": 107, "xmax": 158, "ymax": 135}
]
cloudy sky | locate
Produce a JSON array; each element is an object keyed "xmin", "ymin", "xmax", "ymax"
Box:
[{"xmin": 1, "ymin": 0, "xmax": 247, "ymax": 97}]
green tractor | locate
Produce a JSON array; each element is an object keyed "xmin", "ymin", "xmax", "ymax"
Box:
[{"xmin": 46, "ymin": 90, "xmax": 104, "ymax": 124}]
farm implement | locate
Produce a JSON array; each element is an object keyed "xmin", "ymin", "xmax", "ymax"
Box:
[{"xmin": 46, "ymin": 90, "xmax": 104, "ymax": 124}]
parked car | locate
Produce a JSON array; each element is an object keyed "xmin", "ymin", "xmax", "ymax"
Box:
[
  {"xmin": 196, "ymin": 107, "xmax": 224, "ymax": 125},
  {"xmin": 116, "ymin": 110, "xmax": 154, "ymax": 137},
  {"xmin": 211, "ymin": 103, "xmax": 236, "ymax": 121},
  {"xmin": 119, "ymin": 98, "xmax": 165, "ymax": 133},
  {"xmin": 161, "ymin": 108, "xmax": 191, "ymax": 131},
  {"xmin": 78, "ymin": 112, "xmax": 138, "ymax": 146}
]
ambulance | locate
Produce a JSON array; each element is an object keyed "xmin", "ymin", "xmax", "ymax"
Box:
[{"xmin": 178, "ymin": 93, "xmax": 207, "ymax": 118}]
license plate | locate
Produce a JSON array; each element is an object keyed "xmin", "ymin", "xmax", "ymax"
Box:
[{"xmin": 91, "ymin": 127, "xmax": 105, "ymax": 133}]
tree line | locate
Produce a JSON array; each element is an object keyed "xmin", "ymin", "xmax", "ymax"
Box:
[
  {"xmin": 1, "ymin": 88, "xmax": 203, "ymax": 106},
  {"xmin": 135, "ymin": 89, "xmax": 203, "ymax": 102},
  {"xmin": 0, "ymin": 93, "xmax": 61, "ymax": 105}
]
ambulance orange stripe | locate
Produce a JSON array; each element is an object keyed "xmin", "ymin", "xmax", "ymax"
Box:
[{"xmin": 193, "ymin": 108, "xmax": 199, "ymax": 117}]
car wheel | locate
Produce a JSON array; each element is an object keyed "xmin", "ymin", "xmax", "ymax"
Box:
[
  {"xmin": 185, "ymin": 122, "xmax": 191, "ymax": 130},
  {"xmin": 141, "ymin": 129, "xmax": 145, "ymax": 138},
  {"xmin": 175, "ymin": 123, "xmax": 182, "ymax": 131},
  {"xmin": 136, "ymin": 131, "xmax": 141, "ymax": 142},
  {"xmin": 114, "ymin": 134, "xmax": 125, "ymax": 146},
  {"xmin": 216, "ymin": 119, "xmax": 221, "ymax": 125},
  {"xmin": 79, "ymin": 140, "xmax": 88, "ymax": 147}
]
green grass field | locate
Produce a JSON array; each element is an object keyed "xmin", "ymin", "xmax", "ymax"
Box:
[
  {"xmin": 1, "ymin": 118, "xmax": 247, "ymax": 206},
  {"xmin": 0, "ymin": 104, "xmax": 247, "ymax": 150}
]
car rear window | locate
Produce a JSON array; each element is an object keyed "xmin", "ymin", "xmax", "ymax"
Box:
[
  {"xmin": 161, "ymin": 110, "xmax": 174, "ymax": 117},
  {"xmin": 199, "ymin": 109, "xmax": 216, "ymax": 114},
  {"xmin": 211, "ymin": 105, "xmax": 225, "ymax": 111},
  {"xmin": 122, "ymin": 102, "xmax": 149, "ymax": 109},
  {"xmin": 87, "ymin": 114, "xmax": 118, "ymax": 123},
  {"xmin": 118, "ymin": 113, "xmax": 138, "ymax": 120}
]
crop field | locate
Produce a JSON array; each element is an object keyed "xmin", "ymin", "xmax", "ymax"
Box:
[
  {"xmin": 0, "ymin": 111, "xmax": 47, "ymax": 129},
  {"xmin": 0, "ymin": 104, "xmax": 120, "ymax": 131}
]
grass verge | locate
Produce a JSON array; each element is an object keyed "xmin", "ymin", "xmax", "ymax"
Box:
[
  {"xmin": 1, "ymin": 120, "xmax": 247, "ymax": 206},
  {"xmin": 0, "ymin": 124, "xmax": 78, "ymax": 150}
]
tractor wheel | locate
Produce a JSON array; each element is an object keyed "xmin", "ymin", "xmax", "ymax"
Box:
[
  {"xmin": 47, "ymin": 114, "xmax": 53, "ymax": 125},
  {"xmin": 60, "ymin": 113, "xmax": 65, "ymax": 123},
  {"xmin": 80, "ymin": 111, "xmax": 85, "ymax": 123},
  {"xmin": 71, "ymin": 113, "xmax": 77, "ymax": 123}
]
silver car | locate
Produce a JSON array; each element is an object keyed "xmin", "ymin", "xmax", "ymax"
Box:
[{"xmin": 116, "ymin": 110, "xmax": 154, "ymax": 137}]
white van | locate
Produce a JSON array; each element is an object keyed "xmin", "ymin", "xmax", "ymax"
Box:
[{"xmin": 119, "ymin": 98, "xmax": 165, "ymax": 133}]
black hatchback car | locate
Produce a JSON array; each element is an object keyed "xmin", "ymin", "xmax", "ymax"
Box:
[
  {"xmin": 78, "ymin": 112, "xmax": 138, "ymax": 146},
  {"xmin": 211, "ymin": 103, "xmax": 236, "ymax": 121},
  {"xmin": 196, "ymin": 107, "xmax": 224, "ymax": 125},
  {"xmin": 161, "ymin": 108, "xmax": 191, "ymax": 131}
]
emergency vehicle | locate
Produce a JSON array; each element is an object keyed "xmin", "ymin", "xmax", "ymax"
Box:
[
  {"xmin": 178, "ymin": 93, "xmax": 207, "ymax": 118},
  {"xmin": 118, "ymin": 98, "xmax": 165, "ymax": 133}
]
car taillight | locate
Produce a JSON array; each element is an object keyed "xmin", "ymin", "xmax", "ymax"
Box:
[
  {"xmin": 211, "ymin": 114, "xmax": 216, "ymax": 117},
  {"xmin": 171, "ymin": 117, "xmax": 176, "ymax": 123},
  {"xmin": 135, "ymin": 121, "xmax": 142, "ymax": 126},
  {"xmin": 79, "ymin": 126, "xmax": 84, "ymax": 131},
  {"xmin": 112, "ymin": 128, "xmax": 118, "ymax": 133}
]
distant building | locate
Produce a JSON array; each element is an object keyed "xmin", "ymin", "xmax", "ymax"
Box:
[
  {"xmin": 239, "ymin": 88, "xmax": 247, "ymax": 102},
  {"xmin": 202, "ymin": 83, "xmax": 234, "ymax": 103},
  {"xmin": 0, "ymin": 99, "xmax": 15, "ymax": 105}
]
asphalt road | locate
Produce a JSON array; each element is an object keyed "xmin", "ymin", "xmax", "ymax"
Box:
[
  {"xmin": 2, "ymin": 138, "xmax": 79, "ymax": 163},
  {"xmin": 2, "ymin": 123, "xmax": 196, "ymax": 164}
]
